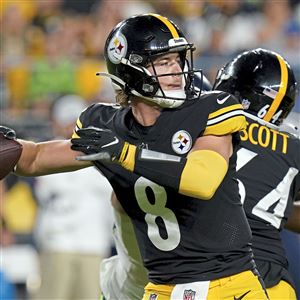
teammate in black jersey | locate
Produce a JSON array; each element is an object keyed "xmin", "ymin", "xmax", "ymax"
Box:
[
  {"xmin": 214, "ymin": 48, "xmax": 299, "ymax": 300},
  {"xmin": 1, "ymin": 14, "xmax": 268, "ymax": 300}
]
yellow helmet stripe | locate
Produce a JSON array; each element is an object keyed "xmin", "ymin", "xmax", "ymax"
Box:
[
  {"xmin": 263, "ymin": 53, "xmax": 288, "ymax": 122},
  {"xmin": 149, "ymin": 13, "xmax": 179, "ymax": 39}
]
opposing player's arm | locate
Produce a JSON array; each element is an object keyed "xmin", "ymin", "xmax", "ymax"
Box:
[
  {"xmin": 16, "ymin": 139, "xmax": 92, "ymax": 176},
  {"xmin": 284, "ymin": 200, "xmax": 300, "ymax": 233}
]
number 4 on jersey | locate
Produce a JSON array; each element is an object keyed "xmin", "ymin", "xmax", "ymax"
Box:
[{"xmin": 236, "ymin": 147, "xmax": 298, "ymax": 229}]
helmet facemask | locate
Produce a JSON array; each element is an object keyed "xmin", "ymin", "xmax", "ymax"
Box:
[{"xmin": 131, "ymin": 44, "xmax": 202, "ymax": 108}]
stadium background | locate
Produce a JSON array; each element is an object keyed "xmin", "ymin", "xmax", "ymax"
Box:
[{"xmin": 1, "ymin": 0, "xmax": 299, "ymax": 299}]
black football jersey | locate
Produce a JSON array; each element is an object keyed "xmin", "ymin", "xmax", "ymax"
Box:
[
  {"xmin": 237, "ymin": 114, "xmax": 300, "ymax": 288},
  {"xmin": 75, "ymin": 92, "xmax": 255, "ymax": 284}
]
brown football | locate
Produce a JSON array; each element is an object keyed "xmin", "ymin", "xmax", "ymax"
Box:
[{"xmin": 0, "ymin": 133, "xmax": 23, "ymax": 180}]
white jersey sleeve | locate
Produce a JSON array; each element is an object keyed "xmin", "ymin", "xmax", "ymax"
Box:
[{"xmin": 100, "ymin": 208, "xmax": 148, "ymax": 300}]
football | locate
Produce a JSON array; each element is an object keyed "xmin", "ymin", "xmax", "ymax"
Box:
[{"xmin": 0, "ymin": 133, "xmax": 23, "ymax": 180}]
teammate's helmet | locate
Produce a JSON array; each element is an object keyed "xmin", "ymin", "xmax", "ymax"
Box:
[
  {"xmin": 213, "ymin": 48, "xmax": 298, "ymax": 125},
  {"xmin": 101, "ymin": 13, "xmax": 201, "ymax": 108},
  {"xmin": 279, "ymin": 111, "xmax": 300, "ymax": 138},
  {"xmin": 194, "ymin": 73, "xmax": 212, "ymax": 92}
]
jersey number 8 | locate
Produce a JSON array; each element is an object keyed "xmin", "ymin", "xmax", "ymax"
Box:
[{"xmin": 134, "ymin": 177, "xmax": 181, "ymax": 251}]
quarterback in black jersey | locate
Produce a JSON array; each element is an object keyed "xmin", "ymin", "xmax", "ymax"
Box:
[
  {"xmin": 70, "ymin": 14, "xmax": 268, "ymax": 300},
  {"xmin": 214, "ymin": 48, "xmax": 299, "ymax": 300},
  {"xmin": 2, "ymin": 14, "xmax": 268, "ymax": 300}
]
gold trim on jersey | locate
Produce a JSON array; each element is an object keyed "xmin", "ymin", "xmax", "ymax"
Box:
[
  {"xmin": 149, "ymin": 13, "xmax": 179, "ymax": 38},
  {"xmin": 263, "ymin": 53, "xmax": 288, "ymax": 122},
  {"xmin": 208, "ymin": 104, "xmax": 243, "ymax": 120},
  {"xmin": 204, "ymin": 104, "xmax": 246, "ymax": 136},
  {"xmin": 121, "ymin": 144, "xmax": 136, "ymax": 172}
]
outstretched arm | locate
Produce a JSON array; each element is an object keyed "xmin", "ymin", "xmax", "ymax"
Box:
[
  {"xmin": 71, "ymin": 127, "xmax": 232, "ymax": 200},
  {"xmin": 16, "ymin": 139, "xmax": 91, "ymax": 176}
]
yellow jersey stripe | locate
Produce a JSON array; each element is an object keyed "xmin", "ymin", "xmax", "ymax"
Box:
[
  {"xmin": 121, "ymin": 144, "xmax": 136, "ymax": 172},
  {"xmin": 149, "ymin": 13, "xmax": 179, "ymax": 38},
  {"xmin": 263, "ymin": 53, "xmax": 288, "ymax": 122},
  {"xmin": 204, "ymin": 115, "xmax": 246, "ymax": 136},
  {"xmin": 207, "ymin": 109, "xmax": 244, "ymax": 126},
  {"xmin": 208, "ymin": 104, "xmax": 243, "ymax": 120}
]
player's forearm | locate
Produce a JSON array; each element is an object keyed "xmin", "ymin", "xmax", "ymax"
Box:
[
  {"xmin": 16, "ymin": 139, "xmax": 90, "ymax": 176},
  {"xmin": 121, "ymin": 146, "xmax": 228, "ymax": 200},
  {"xmin": 71, "ymin": 127, "xmax": 230, "ymax": 199}
]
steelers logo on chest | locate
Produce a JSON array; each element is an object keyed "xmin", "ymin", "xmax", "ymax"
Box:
[{"xmin": 171, "ymin": 130, "xmax": 192, "ymax": 154}]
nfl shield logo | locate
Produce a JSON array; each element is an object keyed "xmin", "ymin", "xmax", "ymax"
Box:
[
  {"xmin": 183, "ymin": 289, "xmax": 196, "ymax": 300},
  {"xmin": 149, "ymin": 294, "xmax": 158, "ymax": 300}
]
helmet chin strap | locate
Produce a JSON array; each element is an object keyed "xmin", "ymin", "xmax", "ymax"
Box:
[
  {"xmin": 131, "ymin": 89, "xmax": 185, "ymax": 108},
  {"xmin": 160, "ymin": 89, "xmax": 186, "ymax": 99}
]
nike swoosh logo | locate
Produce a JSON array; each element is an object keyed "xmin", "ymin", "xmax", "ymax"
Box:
[
  {"xmin": 101, "ymin": 137, "xmax": 119, "ymax": 148},
  {"xmin": 233, "ymin": 290, "xmax": 251, "ymax": 300},
  {"xmin": 217, "ymin": 94, "xmax": 231, "ymax": 104}
]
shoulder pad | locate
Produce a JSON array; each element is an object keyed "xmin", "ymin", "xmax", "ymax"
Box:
[
  {"xmin": 72, "ymin": 103, "xmax": 120, "ymax": 138},
  {"xmin": 202, "ymin": 91, "xmax": 246, "ymax": 136}
]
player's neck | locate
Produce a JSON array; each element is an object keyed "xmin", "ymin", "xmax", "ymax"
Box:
[{"xmin": 131, "ymin": 101, "xmax": 161, "ymax": 126}]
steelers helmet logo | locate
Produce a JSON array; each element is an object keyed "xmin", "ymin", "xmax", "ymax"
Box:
[
  {"xmin": 171, "ymin": 130, "xmax": 192, "ymax": 154},
  {"xmin": 107, "ymin": 33, "xmax": 127, "ymax": 64}
]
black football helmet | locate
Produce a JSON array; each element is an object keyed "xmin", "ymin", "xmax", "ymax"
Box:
[
  {"xmin": 98, "ymin": 13, "xmax": 202, "ymax": 108},
  {"xmin": 213, "ymin": 48, "xmax": 298, "ymax": 125},
  {"xmin": 279, "ymin": 111, "xmax": 300, "ymax": 138},
  {"xmin": 194, "ymin": 72, "xmax": 212, "ymax": 92}
]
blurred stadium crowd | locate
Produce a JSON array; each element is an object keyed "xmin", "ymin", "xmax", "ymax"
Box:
[
  {"xmin": 1, "ymin": 0, "xmax": 300, "ymax": 299},
  {"xmin": 1, "ymin": 0, "xmax": 300, "ymax": 125}
]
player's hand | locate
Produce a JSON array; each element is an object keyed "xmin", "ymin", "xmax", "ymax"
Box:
[
  {"xmin": 71, "ymin": 126, "xmax": 126, "ymax": 162},
  {"xmin": 0, "ymin": 126, "xmax": 16, "ymax": 139}
]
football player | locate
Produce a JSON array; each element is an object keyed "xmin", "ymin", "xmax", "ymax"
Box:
[
  {"xmin": 99, "ymin": 74, "xmax": 213, "ymax": 300},
  {"xmin": 3, "ymin": 14, "xmax": 268, "ymax": 300},
  {"xmin": 213, "ymin": 48, "xmax": 300, "ymax": 300}
]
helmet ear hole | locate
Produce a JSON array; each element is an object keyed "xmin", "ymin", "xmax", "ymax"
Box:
[{"xmin": 122, "ymin": 65, "xmax": 159, "ymax": 97}]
